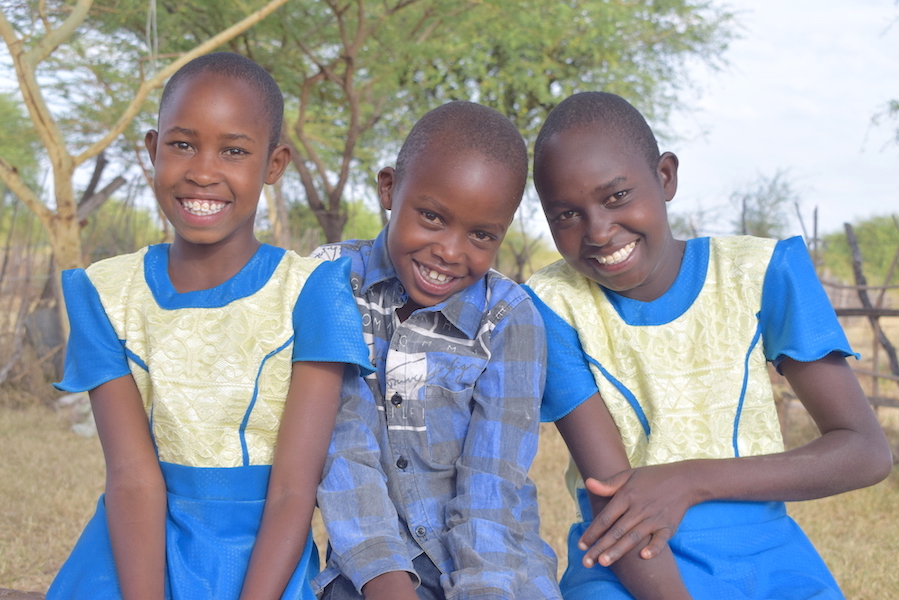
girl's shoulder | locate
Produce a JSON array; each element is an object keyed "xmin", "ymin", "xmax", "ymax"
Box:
[
  {"xmin": 527, "ymin": 258, "xmax": 590, "ymax": 297},
  {"xmin": 82, "ymin": 246, "xmax": 153, "ymax": 290}
]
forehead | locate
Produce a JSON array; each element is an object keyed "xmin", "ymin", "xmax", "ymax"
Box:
[
  {"xmin": 537, "ymin": 125, "xmax": 651, "ymax": 189},
  {"xmin": 400, "ymin": 144, "xmax": 522, "ymax": 223},
  {"xmin": 159, "ymin": 72, "xmax": 265, "ymax": 129}
]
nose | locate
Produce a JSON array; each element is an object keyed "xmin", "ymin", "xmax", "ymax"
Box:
[
  {"xmin": 584, "ymin": 210, "xmax": 615, "ymax": 247},
  {"xmin": 431, "ymin": 231, "xmax": 464, "ymax": 265},
  {"xmin": 185, "ymin": 150, "xmax": 222, "ymax": 186}
]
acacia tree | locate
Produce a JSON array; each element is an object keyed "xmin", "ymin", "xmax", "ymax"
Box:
[
  {"xmin": 730, "ymin": 170, "xmax": 799, "ymax": 239},
  {"xmin": 0, "ymin": 0, "xmax": 291, "ymax": 279},
  {"xmin": 99, "ymin": 0, "xmax": 734, "ymax": 244}
]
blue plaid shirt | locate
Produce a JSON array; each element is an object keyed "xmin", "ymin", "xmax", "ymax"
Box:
[{"xmin": 311, "ymin": 231, "xmax": 560, "ymax": 599}]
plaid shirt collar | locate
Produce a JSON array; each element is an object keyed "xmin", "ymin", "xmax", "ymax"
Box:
[{"xmin": 360, "ymin": 228, "xmax": 490, "ymax": 341}]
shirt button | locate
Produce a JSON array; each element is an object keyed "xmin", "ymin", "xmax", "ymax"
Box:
[
  {"xmin": 396, "ymin": 456, "xmax": 409, "ymax": 469},
  {"xmin": 391, "ymin": 393, "xmax": 402, "ymax": 406},
  {"xmin": 415, "ymin": 526, "xmax": 427, "ymax": 537}
]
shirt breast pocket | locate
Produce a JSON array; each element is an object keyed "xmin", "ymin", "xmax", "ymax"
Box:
[{"xmin": 422, "ymin": 358, "xmax": 485, "ymax": 466}]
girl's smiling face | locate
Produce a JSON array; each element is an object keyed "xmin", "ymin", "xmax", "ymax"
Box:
[
  {"xmin": 535, "ymin": 125, "xmax": 684, "ymax": 302},
  {"xmin": 144, "ymin": 71, "xmax": 289, "ymax": 254}
]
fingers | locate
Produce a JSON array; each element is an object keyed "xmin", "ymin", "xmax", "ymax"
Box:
[
  {"xmin": 639, "ymin": 531, "xmax": 672, "ymax": 560},
  {"xmin": 580, "ymin": 516, "xmax": 674, "ymax": 568}
]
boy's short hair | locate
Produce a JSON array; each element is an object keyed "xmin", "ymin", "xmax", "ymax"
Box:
[
  {"xmin": 159, "ymin": 52, "xmax": 284, "ymax": 151},
  {"xmin": 395, "ymin": 101, "xmax": 528, "ymax": 201},
  {"xmin": 534, "ymin": 92, "xmax": 660, "ymax": 173}
]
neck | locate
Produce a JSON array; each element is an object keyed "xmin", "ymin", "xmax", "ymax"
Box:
[{"xmin": 167, "ymin": 236, "xmax": 261, "ymax": 293}]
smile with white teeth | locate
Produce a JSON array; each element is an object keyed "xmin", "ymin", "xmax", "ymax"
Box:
[
  {"xmin": 181, "ymin": 199, "xmax": 227, "ymax": 216},
  {"xmin": 595, "ymin": 240, "xmax": 637, "ymax": 265},
  {"xmin": 418, "ymin": 263, "xmax": 454, "ymax": 284}
]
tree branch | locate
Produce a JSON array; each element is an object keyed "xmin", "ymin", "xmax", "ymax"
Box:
[
  {"xmin": 77, "ymin": 176, "xmax": 127, "ymax": 221},
  {"xmin": 74, "ymin": 0, "xmax": 291, "ymax": 166}
]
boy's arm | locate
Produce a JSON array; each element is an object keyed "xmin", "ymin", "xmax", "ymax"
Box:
[
  {"xmin": 441, "ymin": 298, "xmax": 550, "ymax": 597},
  {"xmin": 557, "ymin": 393, "xmax": 691, "ymax": 600},
  {"xmin": 91, "ymin": 375, "xmax": 167, "ymax": 600},
  {"xmin": 239, "ymin": 361, "xmax": 345, "ymax": 600},
  {"xmin": 316, "ymin": 371, "xmax": 418, "ymax": 595}
]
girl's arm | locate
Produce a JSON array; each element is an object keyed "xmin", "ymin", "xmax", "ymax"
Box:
[
  {"xmin": 239, "ymin": 361, "xmax": 345, "ymax": 600},
  {"xmin": 91, "ymin": 375, "xmax": 167, "ymax": 600},
  {"xmin": 557, "ymin": 393, "xmax": 691, "ymax": 600},
  {"xmin": 580, "ymin": 352, "xmax": 893, "ymax": 568}
]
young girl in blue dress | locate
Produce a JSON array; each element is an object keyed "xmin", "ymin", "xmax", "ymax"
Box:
[
  {"xmin": 47, "ymin": 52, "xmax": 371, "ymax": 600},
  {"xmin": 526, "ymin": 91, "xmax": 893, "ymax": 600}
]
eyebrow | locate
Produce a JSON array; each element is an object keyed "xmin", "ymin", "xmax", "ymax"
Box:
[
  {"xmin": 593, "ymin": 175, "xmax": 627, "ymax": 194},
  {"xmin": 162, "ymin": 126, "xmax": 254, "ymax": 142}
]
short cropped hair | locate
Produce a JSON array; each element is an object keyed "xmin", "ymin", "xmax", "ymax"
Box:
[
  {"xmin": 159, "ymin": 52, "xmax": 284, "ymax": 151},
  {"xmin": 534, "ymin": 92, "xmax": 660, "ymax": 174},
  {"xmin": 396, "ymin": 101, "xmax": 528, "ymax": 200}
]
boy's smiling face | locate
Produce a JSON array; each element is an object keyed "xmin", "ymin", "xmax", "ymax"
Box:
[
  {"xmin": 535, "ymin": 125, "xmax": 683, "ymax": 302},
  {"xmin": 144, "ymin": 71, "xmax": 288, "ymax": 251},
  {"xmin": 379, "ymin": 145, "xmax": 520, "ymax": 312}
]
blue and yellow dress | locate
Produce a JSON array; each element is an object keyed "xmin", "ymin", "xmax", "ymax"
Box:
[
  {"xmin": 48, "ymin": 243, "xmax": 371, "ymax": 600},
  {"xmin": 527, "ymin": 236, "xmax": 855, "ymax": 600}
]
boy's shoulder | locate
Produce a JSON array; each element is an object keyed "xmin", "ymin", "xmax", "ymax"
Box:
[
  {"xmin": 480, "ymin": 267, "xmax": 533, "ymax": 311},
  {"xmin": 311, "ymin": 238, "xmax": 376, "ymax": 274}
]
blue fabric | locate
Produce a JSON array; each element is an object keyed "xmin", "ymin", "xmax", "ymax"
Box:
[
  {"xmin": 55, "ymin": 269, "xmax": 131, "ymax": 392},
  {"xmin": 292, "ymin": 258, "xmax": 373, "ymax": 375},
  {"xmin": 144, "ymin": 243, "xmax": 285, "ymax": 309},
  {"xmin": 46, "ymin": 463, "xmax": 319, "ymax": 600},
  {"xmin": 310, "ymin": 231, "xmax": 560, "ymax": 599},
  {"xmin": 602, "ymin": 237, "xmax": 708, "ymax": 325},
  {"xmin": 55, "ymin": 246, "xmax": 373, "ymax": 394},
  {"xmin": 534, "ymin": 236, "xmax": 858, "ymax": 423},
  {"xmin": 524, "ymin": 288, "xmax": 598, "ymax": 422},
  {"xmin": 562, "ymin": 500, "xmax": 843, "ymax": 600},
  {"xmin": 760, "ymin": 237, "xmax": 858, "ymax": 369}
]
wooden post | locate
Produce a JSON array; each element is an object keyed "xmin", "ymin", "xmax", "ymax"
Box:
[{"xmin": 843, "ymin": 223, "xmax": 899, "ymax": 391}]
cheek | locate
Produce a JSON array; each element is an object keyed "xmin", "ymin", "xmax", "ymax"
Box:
[{"xmin": 550, "ymin": 227, "xmax": 579, "ymax": 256}]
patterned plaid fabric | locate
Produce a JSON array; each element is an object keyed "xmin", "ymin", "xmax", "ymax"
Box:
[{"xmin": 311, "ymin": 230, "xmax": 561, "ymax": 599}]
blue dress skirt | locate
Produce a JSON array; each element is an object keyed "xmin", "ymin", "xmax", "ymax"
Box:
[
  {"xmin": 561, "ymin": 500, "xmax": 843, "ymax": 600},
  {"xmin": 47, "ymin": 462, "xmax": 318, "ymax": 599}
]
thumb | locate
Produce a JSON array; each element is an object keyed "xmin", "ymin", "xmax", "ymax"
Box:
[{"xmin": 584, "ymin": 472, "xmax": 628, "ymax": 498}]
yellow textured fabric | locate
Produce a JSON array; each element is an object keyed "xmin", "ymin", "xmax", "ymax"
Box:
[
  {"xmin": 530, "ymin": 237, "xmax": 785, "ymax": 476},
  {"xmin": 86, "ymin": 248, "xmax": 321, "ymax": 467}
]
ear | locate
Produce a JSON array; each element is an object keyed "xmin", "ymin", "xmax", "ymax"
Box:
[
  {"xmin": 377, "ymin": 167, "xmax": 397, "ymax": 212},
  {"xmin": 657, "ymin": 151, "xmax": 679, "ymax": 202},
  {"xmin": 144, "ymin": 130, "xmax": 159, "ymax": 165},
  {"xmin": 265, "ymin": 144, "xmax": 291, "ymax": 185}
]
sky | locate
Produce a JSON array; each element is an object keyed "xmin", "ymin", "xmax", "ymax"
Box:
[{"xmin": 666, "ymin": 0, "xmax": 899, "ymax": 238}]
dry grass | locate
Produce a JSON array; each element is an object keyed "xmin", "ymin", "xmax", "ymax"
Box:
[{"xmin": 0, "ymin": 402, "xmax": 104, "ymax": 593}]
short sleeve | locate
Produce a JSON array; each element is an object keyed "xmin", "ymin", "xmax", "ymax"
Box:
[
  {"xmin": 759, "ymin": 236, "xmax": 858, "ymax": 370},
  {"xmin": 54, "ymin": 269, "xmax": 131, "ymax": 392},
  {"xmin": 292, "ymin": 257, "xmax": 374, "ymax": 376},
  {"xmin": 524, "ymin": 286, "xmax": 599, "ymax": 422}
]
